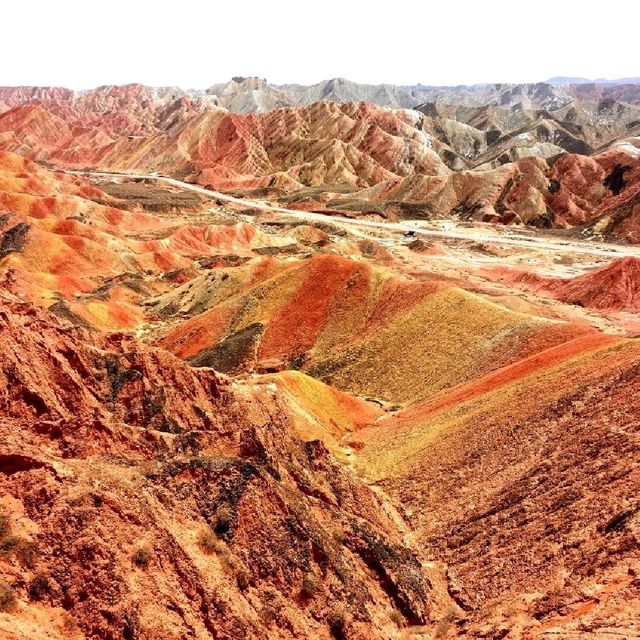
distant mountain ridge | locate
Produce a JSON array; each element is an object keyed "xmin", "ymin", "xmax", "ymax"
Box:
[
  {"xmin": 546, "ymin": 76, "xmax": 640, "ymax": 86},
  {"xmin": 1, "ymin": 79, "xmax": 640, "ymax": 242},
  {"xmin": 2, "ymin": 78, "xmax": 640, "ymax": 118}
]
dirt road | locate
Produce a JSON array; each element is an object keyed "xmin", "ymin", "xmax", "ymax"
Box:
[{"xmin": 70, "ymin": 170, "xmax": 640, "ymax": 259}]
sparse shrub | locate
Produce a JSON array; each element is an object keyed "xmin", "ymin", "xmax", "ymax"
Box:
[
  {"xmin": 214, "ymin": 505, "xmax": 233, "ymax": 536},
  {"xmin": 123, "ymin": 608, "xmax": 141, "ymax": 640},
  {"xmin": 0, "ymin": 514, "xmax": 19, "ymax": 556},
  {"xmin": 0, "ymin": 511, "xmax": 37, "ymax": 567},
  {"xmin": 0, "ymin": 535, "xmax": 20, "ymax": 555},
  {"xmin": 28, "ymin": 573, "xmax": 51, "ymax": 601},
  {"xmin": 328, "ymin": 609, "xmax": 347, "ymax": 640},
  {"xmin": 442, "ymin": 607, "xmax": 459, "ymax": 623},
  {"xmin": 92, "ymin": 493, "xmax": 104, "ymax": 507},
  {"xmin": 0, "ymin": 519, "xmax": 38, "ymax": 567},
  {"xmin": 236, "ymin": 569, "xmax": 250, "ymax": 591},
  {"xmin": 132, "ymin": 545, "xmax": 152, "ymax": 568},
  {"xmin": 15, "ymin": 540, "xmax": 38, "ymax": 568},
  {"xmin": 435, "ymin": 607, "xmax": 460, "ymax": 638},
  {"xmin": 300, "ymin": 575, "xmax": 318, "ymax": 599},
  {"xmin": 197, "ymin": 527, "xmax": 237, "ymax": 570},
  {"xmin": 390, "ymin": 610, "xmax": 404, "ymax": 628},
  {"xmin": 0, "ymin": 514, "xmax": 10, "ymax": 538},
  {"xmin": 219, "ymin": 551, "xmax": 236, "ymax": 572},
  {"xmin": 62, "ymin": 614, "xmax": 79, "ymax": 633},
  {"xmin": 259, "ymin": 605, "xmax": 276, "ymax": 626},
  {"xmin": 332, "ymin": 529, "xmax": 347, "ymax": 545},
  {"xmin": 0, "ymin": 580, "xmax": 16, "ymax": 612},
  {"xmin": 197, "ymin": 528, "xmax": 219, "ymax": 554},
  {"xmin": 174, "ymin": 431, "xmax": 201, "ymax": 455}
]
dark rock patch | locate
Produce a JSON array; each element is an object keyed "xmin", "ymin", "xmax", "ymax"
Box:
[
  {"xmin": 188, "ymin": 323, "xmax": 264, "ymax": 374},
  {"xmin": 0, "ymin": 223, "xmax": 30, "ymax": 259}
]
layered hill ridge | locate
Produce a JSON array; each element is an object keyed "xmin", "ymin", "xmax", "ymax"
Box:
[
  {"xmin": 5, "ymin": 79, "xmax": 639, "ymax": 115},
  {"xmin": 554, "ymin": 256, "xmax": 640, "ymax": 310},
  {"xmin": 0, "ymin": 100, "xmax": 447, "ymax": 189},
  {"xmin": 1, "ymin": 87, "xmax": 640, "ymax": 238},
  {"xmin": 349, "ymin": 333, "xmax": 640, "ymax": 637},
  {"xmin": 416, "ymin": 98, "xmax": 640, "ymax": 170},
  {"xmin": 2, "ymin": 81, "xmax": 640, "ymax": 239},
  {"xmin": 2, "ymin": 80, "xmax": 639, "ymax": 170},
  {"xmin": 0, "ymin": 152, "xmax": 296, "ymax": 329},
  {"xmin": 153, "ymin": 252, "xmax": 593, "ymax": 405},
  {"xmin": 494, "ymin": 256, "xmax": 640, "ymax": 312},
  {"xmin": 0, "ymin": 85, "xmax": 216, "ymax": 136}
]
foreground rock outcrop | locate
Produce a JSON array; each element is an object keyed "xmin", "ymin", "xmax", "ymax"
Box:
[{"xmin": 0, "ymin": 292, "xmax": 456, "ymax": 639}]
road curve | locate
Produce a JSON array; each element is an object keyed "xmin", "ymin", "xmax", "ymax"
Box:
[{"xmin": 69, "ymin": 170, "xmax": 640, "ymax": 260}]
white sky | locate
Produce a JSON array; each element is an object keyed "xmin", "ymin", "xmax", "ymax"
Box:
[{"xmin": 5, "ymin": 0, "xmax": 639, "ymax": 89}]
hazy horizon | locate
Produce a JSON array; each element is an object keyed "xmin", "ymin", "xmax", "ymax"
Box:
[
  {"xmin": 5, "ymin": 0, "xmax": 639, "ymax": 89},
  {"xmin": 2, "ymin": 75, "xmax": 640, "ymax": 93}
]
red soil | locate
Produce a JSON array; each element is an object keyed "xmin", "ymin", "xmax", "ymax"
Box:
[{"xmin": 258, "ymin": 256, "xmax": 372, "ymax": 361}]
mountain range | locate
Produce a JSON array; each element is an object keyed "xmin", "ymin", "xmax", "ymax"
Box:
[
  {"xmin": 3, "ymin": 77, "xmax": 640, "ymax": 116},
  {"xmin": 1, "ymin": 77, "xmax": 640, "ymax": 639},
  {"xmin": 0, "ymin": 81, "xmax": 639, "ymax": 241}
]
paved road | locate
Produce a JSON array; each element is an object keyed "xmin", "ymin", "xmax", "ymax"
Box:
[{"xmin": 69, "ymin": 170, "xmax": 640, "ymax": 259}]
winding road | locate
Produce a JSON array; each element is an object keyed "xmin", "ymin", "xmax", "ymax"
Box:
[{"xmin": 69, "ymin": 170, "xmax": 640, "ymax": 260}]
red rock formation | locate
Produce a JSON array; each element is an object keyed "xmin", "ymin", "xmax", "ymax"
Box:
[
  {"xmin": 0, "ymin": 152, "xmax": 297, "ymax": 329},
  {"xmin": 0, "ymin": 289, "xmax": 454, "ymax": 639},
  {"xmin": 553, "ymin": 257, "xmax": 640, "ymax": 310},
  {"xmin": 1, "ymin": 87, "xmax": 640, "ymax": 236},
  {"xmin": 567, "ymin": 82, "xmax": 640, "ymax": 104},
  {"xmin": 501, "ymin": 257, "xmax": 640, "ymax": 312},
  {"xmin": 156, "ymin": 253, "xmax": 594, "ymax": 405}
]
